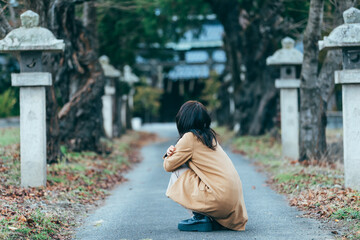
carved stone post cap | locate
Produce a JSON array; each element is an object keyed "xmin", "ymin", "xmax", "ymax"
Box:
[
  {"xmin": 343, "ymin": 7, "xmax": 360, "ymax": 24},
  {"xmin": 123, "ymin": 65, "xmax": 139, "ymax": 84},
  {"xmin": 0, "ymin": 10, "xmax": 65, "ymax": 53},
  {"xmin": 281, "ymin": 37, "xmax": 295, "ymax": 49},
  {"xmin": 21, "ymin": 10, "xmax": 39, "ymax": 28},
  {"xmin": 99, "ymin": 55, "xmax": 110, "ymax": 65},
  {"xmin": 319, "ymin": 7, "xmax": 360, "ymax": 50},
  {"xmin": 266, "ymin": 37, "xmax": 303, "ymax": 66},
  {"xmin": 99, "ymin": 55, "xmax": 121, "ymax": 78}
]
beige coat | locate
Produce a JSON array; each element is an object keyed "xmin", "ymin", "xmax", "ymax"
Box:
[{"xmin": 163, "ymin": 132, "xmax": 248, "ymax": 231}]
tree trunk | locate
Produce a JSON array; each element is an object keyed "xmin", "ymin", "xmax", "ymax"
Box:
[
  {"xmin": 316, "ymin": 0, "xmax": 356, "ymax": 162},
  {"xmin": 207, "ymin": 0, "xmax": 285, "ymax": 135},
  {"xmin": 216, "ymin": 79, "xmax": 233, "ymax": 127},
  {"xmin": 299, "ymin": 0, "xmax": 325, "ymax": 161},
  {"xmin": 26, "ymin": 0, "xmax": 105, "ymax": 154},
  {"xmin": 207, "ymin": 0, "xmax": 242, "ymax": 130},
  {"xmin": 126, "ymin": 97, "xmax": 132, "ymax": 130},
  {"xmin": 21, "ymin": 1, "xmax": 60, "ymax": 163},
  {"xmin": 54, "ymin": 1, "xmax": 105, "ymax": 152}
]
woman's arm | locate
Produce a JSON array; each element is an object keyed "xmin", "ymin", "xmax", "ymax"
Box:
[{"xmin": 163, "ymin": 132, "xmax": 193, "ymax": 172}]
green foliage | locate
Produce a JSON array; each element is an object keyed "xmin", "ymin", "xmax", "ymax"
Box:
[
  {"xmin": 0, "ymin": 127, "xmax": 19, "ymax": 147},
  {"xmin": 116, "ymin": 81, "xmax": 131, "ymax": 96},
  {"xmin": 273, "ymin": 172, "xmax": 340, "ymax": 194},
  {"xmin": 97, "ymin": 0, "xmax": 211, "ymax": 67},
  {"xmin": 0, "ymin": 209, "xmax": 62, "ymax": 240},
  {"xmin": 332, "ymin": 208, "xmax": 360, "ymax": 221},
  {"xmin": 133, "ymin": 80, "xmax": 163, "ymax": 121},
  {"xmin": 0, "ymin": 89, "xmax": 17, "ymax": 118},
  {"xmin": 199, "ymin": 72, "xmax": 221, "ymax": 114},
  {"xmin": 233, "ymin": 133, "xmax": 282, "ymax": 164}
]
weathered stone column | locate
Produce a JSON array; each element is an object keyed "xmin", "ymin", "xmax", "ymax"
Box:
[
  {"xmin": 0, "ymin": 10, "xmax": 65, "ymax": 187},
  {"xmin": 121, "ymin": 95, "xmax": 128, "ymax": 130},
  {"xmin": 102, "ymin": 85, "xmax": 116, "ymax": 138},
  {"xmin": 267, "ymin": 37, "xmax": 303, "ymax": 160},
  {"xmin": 123, "ymin": 65, "xmax": 139, "ymax": 130},
  {"xmin": 99, "ymin": 56, "xmax": 120, "ymax": 138},
  {"xmin": 319, "ymin": 7, "xmax": 360, "ymax": 190}
]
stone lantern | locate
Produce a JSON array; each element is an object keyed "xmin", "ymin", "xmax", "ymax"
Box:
[
  {"xmin": 266, "ymin": 37, "xmax": 303, "ymax": 160},
  {"xmin": 99, "ymin": 55, "xmax": 120, "ymax": 138},
  {"xmin": 319, "ymin": 7, "xmax": 360, "ymax": 190},
  {"xmin": 0, "ymin": 10, "xmax": 65, "ymax": 187},
  {"xmin": 123, "ymin": 65, "xmax": 139, "ymax": 129}
]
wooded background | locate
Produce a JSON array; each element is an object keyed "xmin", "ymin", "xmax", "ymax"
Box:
[{"xmin": 0, "ymin": 0, "xmax": 358, "ymax": 163}]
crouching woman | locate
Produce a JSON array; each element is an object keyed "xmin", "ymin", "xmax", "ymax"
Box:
[{"xmin": 163, "ymin": 101, "xmax": 248, "ymax": 232}]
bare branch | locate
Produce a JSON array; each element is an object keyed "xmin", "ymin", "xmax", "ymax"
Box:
[{"xmin": 95, "ymin": 0, "xmax": 156, "ymax": 11}]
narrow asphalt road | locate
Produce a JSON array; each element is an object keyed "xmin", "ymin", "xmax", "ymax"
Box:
[{"xmin": 75, "ymin": 123, "xmax": 333, "ymax": 240}]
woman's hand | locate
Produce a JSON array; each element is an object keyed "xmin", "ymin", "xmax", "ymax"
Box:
[{"xmin": 166, "ymin": 145, "xmax": 176, "ymax": 157}]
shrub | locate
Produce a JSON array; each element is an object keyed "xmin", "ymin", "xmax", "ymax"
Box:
[{"xmin": 0, "ymin": 89, "xmax": 17, "ymax": 118}]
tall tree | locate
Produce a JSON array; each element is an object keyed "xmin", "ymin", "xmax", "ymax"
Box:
[
  {"xmin": 207, "ymin": 0, "xmax": 291, "ymax": 135},
  {"xmin": 300, "ymin": 0, "xmax": 357, "ymax": 161},
  {"xmin": 299, "ymin": 0, "xmax": 325, "ymax": 161},
  {"xmin": 24, "ymin": 0, "xmax": 105, "ymax": 157}
]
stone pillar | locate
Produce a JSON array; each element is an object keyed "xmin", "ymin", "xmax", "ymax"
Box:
[
  {"xmin": 13, "ymin": 73, "xmax": 52, "ymax": 187},
  {"xmin": 335, "ymin": 70, "xmax": 360, "ymax": 189},
  {"xmin": 227, "ymin": 86, "xmax": 235, "ymax": 115},
  {"xmin": 0, "ymin": 10, "xmax": 65, "ymax": 187},
  {"xmin": 102, "ymin": 85, "xmax": 116, "ymax": 138},
  {"xmin": 123, "ymin": 65, "xmax": 139, "ymax": 130},
  {"xmin": 99, "ymin": 55, "xmax": 121, "ymax": 138},
  {"xmin": 275, "ymin": 79, "xmax": 300, "ymax": 160},
  {"xmin": 129, "ymin": 89, "xmax": 135, "ymax": 110},
  {"xmin": 121, "ymin": 95, "xmax": 128, "ymax": 130},
  {"xmin": 157, "ymin": 65, "xmax": 163, "ymax": 89},
  {"xmin": 266, "ymin": 37, "xmax": 303, "ymax": 160},
  {"xmin": 319, "ymin": 7, "xmax": 360, "ymax": 190},
  {"xmin": 179, "ymin": 80, "xmax": 185, "ymax": 96}
]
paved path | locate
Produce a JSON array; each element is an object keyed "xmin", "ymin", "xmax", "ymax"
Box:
[
  {"xmin": 0, "ymin": 117, "xmax": 19, "ymax": 128},
  {"xmin": 75, "ymin": 123, "xmax": 333, "ymax": 240}
]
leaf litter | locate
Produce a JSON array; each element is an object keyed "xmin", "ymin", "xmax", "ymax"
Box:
[
  {"xmin": 229, "ymin": 131, "xmax": 360, "ymax": 240},
  {"xmin": 0, "ymin": 130, "xmax": 157, "ymax": 240}
]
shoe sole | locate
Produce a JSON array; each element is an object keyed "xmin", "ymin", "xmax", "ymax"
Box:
[
  {"xmin": 178, "ymin": 222, "xmax": 212, "ymax": 232},
  {"xmin": 212, "ymin": 221, "xmax": 227, "ymax": 231}
]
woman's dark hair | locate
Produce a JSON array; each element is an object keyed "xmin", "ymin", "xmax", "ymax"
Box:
[{"xmin": 176, "ymin": 101, "xmax": 217, "ymax": 150}]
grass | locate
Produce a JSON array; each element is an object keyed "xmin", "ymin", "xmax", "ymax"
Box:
[
  {"xmin": 0, "ymin": 127, "xmax": 19, "ymax": 147},
  {"xmin": 214, "ymin": 126, "xmax": 236, "ymax": 145},
  {"xmin": 333, "ymin": 208, "xmax": 360, "ymax": 221},
  {"xmin": 0, "ymin": 128, "xmax": 156, "ymax": 240},
  {"xmin": 0, "ymin": 209, "xmax": 63, "ymax": 240}
]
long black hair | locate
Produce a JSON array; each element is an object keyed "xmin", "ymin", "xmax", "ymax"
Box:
[{"xmin": 176, "ymin": 101, "xmax": 218, "ymax": 150}]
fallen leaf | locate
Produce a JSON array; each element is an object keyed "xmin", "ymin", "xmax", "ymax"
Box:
[
  {"xmin": 93, "ymin": 219, "xmax": 104, "ymax": 227},
  {"xmin": 18, "ymin": 215, "xmax": 27, "ymax": 222}
]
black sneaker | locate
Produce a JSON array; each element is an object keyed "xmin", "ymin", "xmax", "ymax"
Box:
[{"xmin": 178, "ymin": 212, "xmax": 212, "ymax": 232}]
